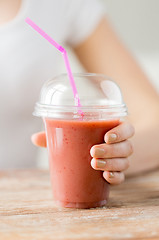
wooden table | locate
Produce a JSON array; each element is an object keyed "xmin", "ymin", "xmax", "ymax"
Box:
[{"xmin": 0, "ymin": 169, "xmax": 159, "ymax": 240}]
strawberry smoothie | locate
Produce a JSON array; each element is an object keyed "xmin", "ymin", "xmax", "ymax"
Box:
[
  {"xmin": 34, "ymin": 73, "xmax": 127, "ymax": 208},
  {"xmin": 44, "ymin": 118, "xmax": 119, "ymax": 208}
]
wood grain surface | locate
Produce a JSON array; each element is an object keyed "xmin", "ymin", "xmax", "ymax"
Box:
[{"xmin": 0, "ymin": 169, "xmax": 159, "ymax": 240}]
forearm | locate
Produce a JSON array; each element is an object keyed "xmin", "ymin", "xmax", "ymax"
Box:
[{"xmin": 74, "ymin": 17, "xmax": 159, "ymax": 176}]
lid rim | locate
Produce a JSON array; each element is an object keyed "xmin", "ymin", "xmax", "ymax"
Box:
[{"xmin": 33, "ymin": 102, "xmax": 128, "ymax": 118}]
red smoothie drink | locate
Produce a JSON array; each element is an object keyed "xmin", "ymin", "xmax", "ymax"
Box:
[
  {"xmin": 34, "ymin": 73, "xmax": 127, "ymax": 209},
  {"xmin": 44, "ymin": 118, "xmax": 119, "ymax": 208}
]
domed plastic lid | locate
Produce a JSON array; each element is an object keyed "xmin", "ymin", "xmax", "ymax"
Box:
[{"xmin": 33, "ymin": 73, "xmax": 127, "ymax": 120}]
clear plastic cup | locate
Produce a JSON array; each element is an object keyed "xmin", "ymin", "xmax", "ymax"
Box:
[{"xmin": 34, "ymin": 73, "xmax": 127, "ymax": 209}]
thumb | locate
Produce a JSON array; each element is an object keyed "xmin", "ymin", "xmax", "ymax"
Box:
[{"xmin": 31, "ymin": 131, "xmax": 47, "ymax": 148}]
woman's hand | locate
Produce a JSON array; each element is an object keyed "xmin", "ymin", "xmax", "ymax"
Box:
[
  {"xmin": 90, "ymin": 121, "xmax": 135, "ymax": 185},
  {"xmin": 31, "ymin": 131, "xmax": 47, "ymax": 148},
  {"xmin": 31, "ymin": 121, "xmax": 135, "ymax": 185}
]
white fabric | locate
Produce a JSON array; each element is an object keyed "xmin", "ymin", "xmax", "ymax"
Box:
[{"xmin": 0, "ymin": 0, "xmax": 105, "ymax": 168}]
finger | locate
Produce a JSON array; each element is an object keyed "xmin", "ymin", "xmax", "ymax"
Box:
[
  {"xmin": 31, "ymin": 132, "xmax": 47, "ymax": 148},
  {"xmin": 103, "ymin": 171, "xmax": 125, "ymax": 185},
  {"xmin": 90, "ymin": 140, "xmax": 133, "ymax": 159},
  {"xmin": 104, "ymin": 121, "xmax": 135, "ymax": 144},
  {"xmin": 91, "ymin": 157, "xmax": 130, "ymax": 172}
]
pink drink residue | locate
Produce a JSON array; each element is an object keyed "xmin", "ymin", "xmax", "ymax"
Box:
[{"xmin": 25, "ymin": 17, "xmax": 82, "ymax": 112}]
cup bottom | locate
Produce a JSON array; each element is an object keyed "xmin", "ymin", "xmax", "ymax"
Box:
[{"xmin": 55, "ymin": 199, "xmax": 107, "ymax": 209}]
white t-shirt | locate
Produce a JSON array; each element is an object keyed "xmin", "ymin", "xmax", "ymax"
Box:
[{"xmin": 0, "ymin": 0, "xmax": 105, "ymax": 168}]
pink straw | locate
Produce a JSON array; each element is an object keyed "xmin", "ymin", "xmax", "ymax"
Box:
[{"xmin": 25, "ymin": 17, "xmax": 82, "ymax": 111}]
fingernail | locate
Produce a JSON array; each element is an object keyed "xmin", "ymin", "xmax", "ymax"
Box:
[
  {"xmin": 96, "ymin": 159, "xmax": 106, "ymax": 169},
  {"xmin": 108, "ymin": 133, "xmax": 117, "ymax": 143},
  {"xmin": 94, "ymin": 148, "xmax": 105, "ymax": 157},
  {"xmin": 109, "ymin": 172, "xmax": 115, "ymax": 178}
]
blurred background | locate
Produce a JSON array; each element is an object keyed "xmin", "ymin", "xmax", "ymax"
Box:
[{"xmin": 38, "ymin": 0, "xmax": 159, "ymax": 168}]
